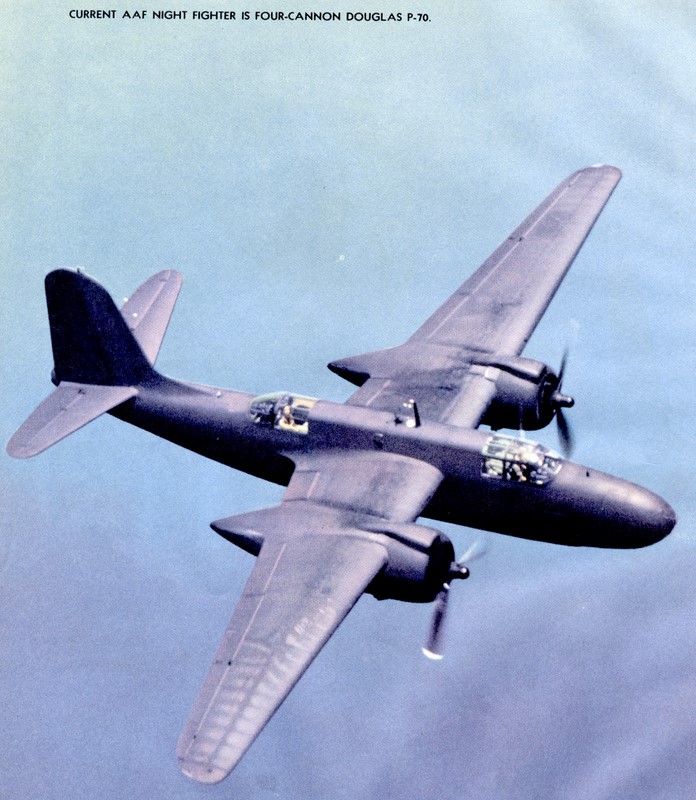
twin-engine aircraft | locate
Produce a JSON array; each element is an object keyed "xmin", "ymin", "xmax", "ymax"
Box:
[{"xmin": 7, "ymin": 165, "xmax": 675, "ymax": 783}]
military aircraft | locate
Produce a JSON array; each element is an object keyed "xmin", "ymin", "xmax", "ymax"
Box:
[{"xmin": 7, "ymin": 165, "xmax": 675, "ymax": 784}]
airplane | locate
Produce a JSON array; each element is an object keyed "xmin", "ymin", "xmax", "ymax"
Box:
[{"xmin": 7, "ymin": 165, "xmax": 676, "ymax": 784}]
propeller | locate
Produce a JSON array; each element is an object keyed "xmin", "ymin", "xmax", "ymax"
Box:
[
  {"xmin": 551, "ymin": 348, "xmax": 575, "ymax": 457},
  {"xmin": 422, "ymin": 540, "xmax": 488, "ymax": 660}
]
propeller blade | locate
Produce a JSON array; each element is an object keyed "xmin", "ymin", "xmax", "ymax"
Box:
[
  {"xmin": 422, "ymin": 585, "xmax": 450, "ymax": 660},
  {"xmin": 421, "ymin": 544, "xmax": 485, "ymax": 660},
  {"xmin": 554, "ymin": 346, "xmax": 575, "ymax": 457},
  {"xmin": 456, "ymin": 539, "xmax": 488, "ymax": 567},
  {"xmin": 556, "ymin": 407, "xmax": 574, "ymax": 457},
  {"xmin": 558, "ymin": 346, "xmax": 569, "ymax": 385}
]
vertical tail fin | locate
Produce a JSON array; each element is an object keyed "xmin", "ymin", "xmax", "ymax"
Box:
[
  {"xmin": 7, "ymin": 268, "xmax": 182, "ymax": 458},
  {"xmin": 46, "ymin": 269, "xmax": 153, "ymax": 386}
]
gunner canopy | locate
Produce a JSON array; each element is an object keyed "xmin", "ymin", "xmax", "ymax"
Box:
[{"xmin": 249, "ymin": 392, "xmax": 318, "ymax": 435}]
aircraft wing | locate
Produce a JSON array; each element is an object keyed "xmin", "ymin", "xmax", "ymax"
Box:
[
  {"xmin": 330, "ymin": 165, "xmax": 621, "ymax": 426},
  {"xmin": 177, "ymin": 524, "xmax": 387, "ymax": 783},
  {"xmin": 406, "ymin": 165, "xmax": 621, "ymax": 355},
  {"xmin": 178, "ymin": 452, "xmax": 441, "ymax": 783}
]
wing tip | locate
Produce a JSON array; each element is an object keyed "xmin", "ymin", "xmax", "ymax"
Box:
[
  {"xmin": 178, "ymin": 757, "xmax": 231, "ymax": 785},
  {"xmin": 585, "ymin": 163, "xmax": 622, "ymax": 180},
  {"xmin": 154, "ymin": 268, "xmax": 184, "ymax": 285},
  {"xmin": 6, "ymin": 439, "xmax": 39, "ymax": 459}
]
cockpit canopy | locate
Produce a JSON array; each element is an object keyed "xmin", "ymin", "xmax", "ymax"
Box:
[
  {"xmin": 482, "ymin": 434, "xmax": 562, "ymax": 486},
  {"xmin": 249, "ymin": 392, "xmax": 318, "ymax": 435}
]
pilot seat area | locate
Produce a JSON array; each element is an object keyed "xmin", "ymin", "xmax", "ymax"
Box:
[{"xmin": 481, "ymin": 434, "xmax": 562, "ymax": 486}]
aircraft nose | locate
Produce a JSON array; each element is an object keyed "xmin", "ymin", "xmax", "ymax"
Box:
[
  {"xmin": 635, "ymin": 490, "xmax": 676, "ymax": 543},
  {"xmin": 603, "ymin": 480, "xmax": 676, "ymax": 546}
]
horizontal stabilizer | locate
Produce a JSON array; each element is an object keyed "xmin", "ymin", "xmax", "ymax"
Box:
[
  {"xmin": 120, "ymin": 270, "xmax": 182, "ymax": 365},
  {"xmin": 6, "ymin": 382, "xmax": 137, "ymax": 459}
]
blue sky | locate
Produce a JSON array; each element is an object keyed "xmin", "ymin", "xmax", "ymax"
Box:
[{"xmin": 2, "ymin": 2, "xmax": 695, "ymax": 798}]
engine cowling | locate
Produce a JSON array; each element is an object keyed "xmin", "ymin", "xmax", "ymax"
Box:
[
  {"xmin": 478, "ymin": 355, "xmax": 574, "ymax": 432},
  {"xmin": 361, "ymin": 521, "xmax": 455, "ymax": 603}
]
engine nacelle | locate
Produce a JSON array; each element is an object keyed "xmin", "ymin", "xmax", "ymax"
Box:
[
  {"xmin": 212, "ymin": 506, "xmax": 455, "ymax": 604},
  {"xmin": 478, "ymin": 355, "xmax": 572, "ymax": 432},
  {"xmin": 362, "ymin": 520, "xmax": 455, "ymax": 603}
]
